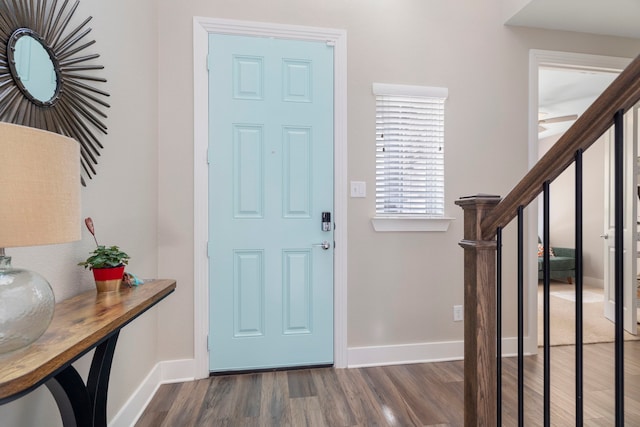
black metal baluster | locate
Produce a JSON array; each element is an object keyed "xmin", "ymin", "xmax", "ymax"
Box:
[
  {"xmin": 497, "ymin": 226, "xmax": 503, "ymax": 427},
  {"xmin": 543, "ymin": 181, "xmax": 551, "ymax": 427},
  {"xmin": 517, "ymin": 206, "xmax": 524, "ymax": 426},
  {"xmin": 575, "ymin": 149, "xmax": 584, "ymax": 426},
  {"xmin": 614, "ymin": 109, "xmax": 624, "ymax": 427}
]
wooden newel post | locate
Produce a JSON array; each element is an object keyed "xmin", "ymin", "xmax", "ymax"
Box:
[{"xmin": 455, "ymin": 195, "xmax": 501, "ymax": 427}]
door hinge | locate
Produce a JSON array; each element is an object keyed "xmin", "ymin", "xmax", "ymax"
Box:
[
  {"xmin": 207, "ymin": 335, "xmax": 210, "ymax": 351},
  {"xmin": 206, "ymin": 148, "xmax": 211, "ymax": 165},
  {"xmin": 206, "ymin": 241, "xmax": 210, "ymax": 258},
  {"xmin": 207, "ymin": 54, "xmax": 212, "ymax": 71}
]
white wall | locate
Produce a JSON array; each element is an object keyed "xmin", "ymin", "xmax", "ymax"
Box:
[
  {"xmin": 501, "ymin": 0, "xmax": 534, "ymax": 22},
  {"xmin": 0, "ymin": 0, "xmax": 159, "ymax": 425},
  {"xmin": 156, "ymin": 0, "xmax": 640, "ymax": 364}
]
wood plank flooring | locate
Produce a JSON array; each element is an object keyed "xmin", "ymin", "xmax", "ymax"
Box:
[{"xmin": 136, "ymin": 341, "xmax": 640, "ymax": 426}]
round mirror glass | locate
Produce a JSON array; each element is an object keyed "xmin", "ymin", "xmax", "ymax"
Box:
[{"xmin": 12, "ymin": 35, "xmax": 58, "ymax": 103}]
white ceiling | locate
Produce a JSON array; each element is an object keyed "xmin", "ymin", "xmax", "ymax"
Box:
[
  {"xmin": 506, "ymin": 0, "xmax": 637, "ymax": 139},
  {"xmin": 538, "ymin": 68, "xmax": 618, "ymax": 139},
  {"xmin": 506, "ymin": 0, "xmax": 640, "ymax": 39}
]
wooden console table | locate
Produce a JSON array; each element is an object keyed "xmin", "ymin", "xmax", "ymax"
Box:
[{"xmin": 0, "ymin": 279, "xmax": 176, "ymax": 427}]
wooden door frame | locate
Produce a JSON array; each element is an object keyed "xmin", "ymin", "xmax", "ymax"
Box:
[
  {"xmin": 527, "ymin": 50, "xmax": 632, "ymax": 354},
  {"xmin": 193, "ymin": 17, "xmax": 348, "ymax": 378}
]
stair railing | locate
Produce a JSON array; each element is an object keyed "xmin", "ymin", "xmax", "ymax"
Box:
[{"xmin": 456, "ymin": 53, "xmax": 640, "ymax": 426}]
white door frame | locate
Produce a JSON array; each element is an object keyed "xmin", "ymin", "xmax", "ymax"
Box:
[
  {"xmin": 193, "ymin": 17, "xmax": 348, "ymax": 378},
  {"xmin": 603, "ymin": 106, "xmax": 639, "ymax": 334},
  {"xmin": 527, "ymin": 50, "xmax": 632, "ymax": 354}
]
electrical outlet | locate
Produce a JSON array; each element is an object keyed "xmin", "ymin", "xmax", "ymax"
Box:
[{"xmin": 453, "ymin": 305, "xmax": 463, "ymax": 322}]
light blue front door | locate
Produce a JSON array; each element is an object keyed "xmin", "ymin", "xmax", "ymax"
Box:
[{"xmin": 208, "ymin": 34, "xmax": 334, "ymax": 372}]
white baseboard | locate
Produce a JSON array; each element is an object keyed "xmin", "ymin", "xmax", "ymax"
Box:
[
  {"xmin": 347, "ymin": 336, "xmax": 533, "ymax": 368},
  {"xmin": 502, "ymin": 336, "xmax": 538, "ymax": 357},
  {"xmin": 347, "ymin": 340, "xmax": 464, "ymax": 368},
  {"xmin": 109, "ymin": 358, "xmax": 196, "ymax": 427}
]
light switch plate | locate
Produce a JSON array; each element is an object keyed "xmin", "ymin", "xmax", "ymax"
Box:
[{"xmin": 350, "ymin": 181, "xmax": 366, "ymax": 198}]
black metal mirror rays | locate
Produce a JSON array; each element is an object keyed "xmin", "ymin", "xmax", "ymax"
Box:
[{"xmin": 0, "ymin": 0, "xmax": 110, "ymax": 185}]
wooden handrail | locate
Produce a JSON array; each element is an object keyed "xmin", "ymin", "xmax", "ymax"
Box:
[{"xmin": 481, "ymin": 54, "xmax": 640, "ymax": 238}]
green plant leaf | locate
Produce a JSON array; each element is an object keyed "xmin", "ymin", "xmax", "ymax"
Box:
[{"xmin": 78, "ymin": 245, "xmax": 130, "ymax": 269}]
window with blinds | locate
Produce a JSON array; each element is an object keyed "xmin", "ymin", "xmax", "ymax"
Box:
[{"xmin": 374, "ymin": 83, "xmax": 448, "ymax": 217}]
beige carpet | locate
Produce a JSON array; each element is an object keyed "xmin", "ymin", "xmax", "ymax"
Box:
[{"xmin": 537, "ymin": 283, "xmax": 640, "ymax": 347}]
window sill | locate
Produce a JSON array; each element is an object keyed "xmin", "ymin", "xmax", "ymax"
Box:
[{"xmin": 371, "ymin": 216, "xmax": 455, "ymax": 232}]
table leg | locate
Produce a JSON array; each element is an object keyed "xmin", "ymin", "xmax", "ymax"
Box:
[
  {"xmin": 44, "ymin": 331, "xmax": 120, "ymax": 427},
  {"xmin": 45, "ymin": 367, "xmax": 92, "ymax": 427},
  {"xmin": 88, "ymin": 331, "xmax": 120, "ymax": 427}
]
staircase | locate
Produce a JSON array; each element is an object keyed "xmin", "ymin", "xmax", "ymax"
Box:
[{"xmin": 457, "ymin": 54, "xmax": 640, "ymax": 426}]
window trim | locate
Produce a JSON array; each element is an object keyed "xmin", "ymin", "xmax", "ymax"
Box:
[
  {"xmin": 372, "ymin": 83, "xmax": 452, "ymax": 231},
  {"xmin": 371, "ymin": 216, "xmax": 455, "ymax": 232},
  {"xmin": 372, "ymin": 83, "xmax": 448, "ymax": 99}
]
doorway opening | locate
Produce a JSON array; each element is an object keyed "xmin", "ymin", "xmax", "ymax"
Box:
[{"xmin": 527, "ymin": 51, "xmax": 633, "ymax": 353}]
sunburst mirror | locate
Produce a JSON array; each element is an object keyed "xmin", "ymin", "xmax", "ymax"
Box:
[{"xmin": 0, "ymin": 0, "xmax": 109, "ymax": 185}]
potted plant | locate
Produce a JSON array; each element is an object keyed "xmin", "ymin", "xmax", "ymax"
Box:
[{"xmin": 78, "ymin": 218, "xmax": 130, "ymax": 292}]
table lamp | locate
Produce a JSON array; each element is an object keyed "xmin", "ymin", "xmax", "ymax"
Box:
[{"xmin": 0, "ymin": 122, "xmax": 80, "ymax": 354}]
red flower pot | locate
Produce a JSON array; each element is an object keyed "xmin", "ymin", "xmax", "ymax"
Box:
[{"xmin": 92, "ymin": 266, "xmax": 125, "ymax": 293}]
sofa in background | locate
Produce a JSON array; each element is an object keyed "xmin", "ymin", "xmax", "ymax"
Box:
[{"xmin": 537, "ymin": 243, "xmax": 576, "ymax": 284}]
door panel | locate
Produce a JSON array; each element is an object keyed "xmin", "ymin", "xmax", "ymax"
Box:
[
  {"xmin": 283, "ymin": 250, "xmax": 312, "ymax": 334},
  {"xmin": 234, "ymin": 126, "xmax": 264, "ymax": 218},
  {"xmin": 234, "ymin": 250, "xmax": 264, "ymax": 337},
  {"xmin": 283, "ymin": 127, "xmax": 312, "ymax": 217},
  {"xmin": 208, "ymin": 34, "xmax": 334, "ymax": 371}
]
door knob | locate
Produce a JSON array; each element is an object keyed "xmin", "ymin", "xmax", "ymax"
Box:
[
  {"xmin": 600, "ymin": 233, "xmax": 609, "ymax": 239},
  {"xmin": 312, "ymin": 241, "xmax": 331, "ymax": 250}
]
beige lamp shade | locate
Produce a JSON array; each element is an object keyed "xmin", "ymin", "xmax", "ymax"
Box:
[{"xmin": 0, "ymin": 122, "xmax": 81, "ymax": 248}]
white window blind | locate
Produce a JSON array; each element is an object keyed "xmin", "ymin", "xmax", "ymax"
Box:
[{"xmin": 374, "ymin": 83, "xmax": 448, "ymax": 217}]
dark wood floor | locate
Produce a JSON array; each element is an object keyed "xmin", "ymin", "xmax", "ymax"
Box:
[{"xmin": 136, "ymin": 341, "xmax": 640, "ymax": 426}]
